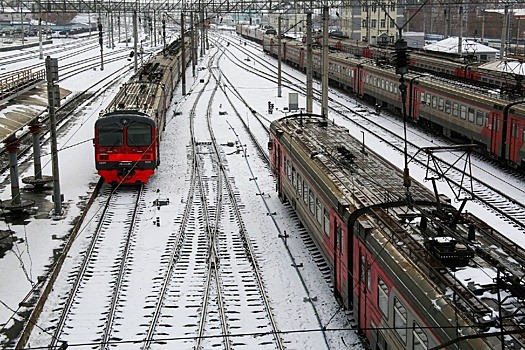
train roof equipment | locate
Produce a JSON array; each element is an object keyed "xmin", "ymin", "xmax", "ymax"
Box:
[{"xmin": 271, "ymin": 113, "xmax": 525, "ymax": 346}]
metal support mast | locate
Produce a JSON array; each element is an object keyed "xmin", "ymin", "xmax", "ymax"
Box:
[
  {"xmin": 306, "ymin": 11, "xmax": 313, "ymax": 113},
  {"xmin": 321, "ymin": 6, "xmax": 329, "ymax": 118},
  {"xmin": 277, "ymin": 15, "xmax": 282, "ymax": 98}
]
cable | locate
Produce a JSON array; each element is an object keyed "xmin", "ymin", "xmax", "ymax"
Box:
[{"xmin": 18, "ymin": 321, "xmax": 512, "ymax": 350}]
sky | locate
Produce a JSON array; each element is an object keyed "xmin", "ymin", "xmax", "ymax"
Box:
[{"xmin": 1, "ymin": 21, "xmax": 524, "ymax": 350}]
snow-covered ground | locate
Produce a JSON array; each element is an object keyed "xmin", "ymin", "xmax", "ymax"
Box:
[
  {"xmin": 1, "ymin": 26, "xmax": 524, "ymax": 349},
  {"xmin": 0, "ymin": 29, "xmax": 364, "ymax": 349}
]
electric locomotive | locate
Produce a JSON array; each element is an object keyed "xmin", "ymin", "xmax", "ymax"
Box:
[
  {"xmin": 269, "ymin": 113, "xmax": 525, "ymax": 349},
  {"xmin": 94, "ymin": 37, "xmax": 190, "ymax": 185}
]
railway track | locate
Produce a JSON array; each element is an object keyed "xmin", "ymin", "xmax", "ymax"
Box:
[
  {"xmin": 48, "ymin": 185, "xmax": 144, "ymax": 349},
  {"xmin": 209, "ymin": 37, "xmax": 338, "ymax": 349},
  {"xmin": 194, "ymin": 43, "xmax": 284, "ymax": 349}
]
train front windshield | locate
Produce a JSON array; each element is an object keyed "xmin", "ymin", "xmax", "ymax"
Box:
[
  {"xmin": 99, "ymin": 123, "xmax": 123, "ymax": 146},
  {"xmin": 127, "ymin": 123, "xmax": 152, "ymax": 146}
]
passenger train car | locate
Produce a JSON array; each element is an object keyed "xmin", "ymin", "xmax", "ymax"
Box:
[
  {"xmin": 94, "ymin": 37, "xmax": 191, "ymax": 184},
  {"xmin": 240, "ymin": 27, "xmax": 525, "ymax": 170},
  {"xmin": 269, "ymin": 113, "xmax": 524, "ymax": 350},
  {"xmin": 237, "ymin": 23, "xmax": 516, "ymax": 88}
]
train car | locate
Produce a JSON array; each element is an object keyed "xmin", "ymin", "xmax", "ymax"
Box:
[
  {"xmin": 94, "ymin": 37, "xmax": 192, "ymax": 185},
  {"xmin": 269, "ymin": 113, "xmax": 524, "ymax": 349},
  {"xmin": 242, "ymin": 28, "xmax": 525, "ymax": 169},
  {"xmin": 236, "ymin": 24, "xmax": 265, "ymax": 44},
  {"xmin": 265, "ymin": 27, "xmax": 525, "ymax": 92}
]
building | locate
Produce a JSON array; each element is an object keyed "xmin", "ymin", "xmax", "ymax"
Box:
[{"xmin": 340, "ymin": 1, "xmax": 404, "ymax": 44}]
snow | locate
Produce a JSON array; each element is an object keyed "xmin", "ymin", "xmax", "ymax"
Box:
[
  {"xmin": 423, "ymin": 36, "xmax": 498, "ymax": 54},
  {"xmin": 0, "ymin": 26, "xmax": 524, "ymax": 350},
  {"xmin": 0, "ymin": 31, "xmax": 361, "ymax": 349}
]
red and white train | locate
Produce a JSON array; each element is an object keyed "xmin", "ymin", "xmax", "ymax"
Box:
[
  {"xmin": 236, "ymin": 24, "xmax": 524, "ymax": 93},
  {"xmin": 94, "ymin": 37, "xmax": 192, "ymax": 185},
  {"xmin": 237, "ymin": 25, "xmax": 525, "ymax": 171},
  {"xmin": 270, "ymin": 113, "xmax": 524, "ymax": 349}
]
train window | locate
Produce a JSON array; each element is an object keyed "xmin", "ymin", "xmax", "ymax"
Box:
[
  {"xmin": 316, "ymin": 199, "xmax": 322, "ymax": 225},
  {"xmin": 127, "ymin": 123, "xmax": 152, "ymax": 146},
  {"xmin": 336, "ymin": 222, "xmax": 342, "ymax": 251},
  {"xmin": 394, "ymin": 298, "xmax": 407, "ymax": 344},
  {"xmin": 420, "ymin": 93, "xmax": 425, "ymax": 105},
  {"xmin": 413, "ymin": 321, "xmax": 428, "ymax": 350},
  {"xmin": 360, "ymin": 254, "xmax": 366, "ymax": 284},
  {"xmin": 476, "ymin": 111, "xmax": 486, "ymax": 126},
  {"xmin": 438, "ymin": 98, "xmax": 444, "ymax": 111},
  {"xmin": 431, "ymin": 96, "xmax": 437, "ymax": 108},
  {"xmin": 98, "ymin": 123, "xmax": 123, "ymax": 147},
  {"xmin": 309, "ymin": 189, "xmax": 315, "ymax": 214},
  {"xmin": 460, "ymin": 105, "xmax": 467, "ymax": 119},
  {"xmin": 291, "ymin": 167, "xmax": 296, "ymax": 187},
  {"xmin": 452, "ymin": 102, "xmax": 459, "ymax": 117},
  {"xmin": 303, "ymin": 182, "xmax": 309, "ymax": 203},
  {"xmin": 367, "ymin": 261, "xmax": 372, "ymax": 290},
  {"xmin": 378, "ymin": 278, "xmax": 389, "ymax": 317},
  {"xmin": 512, "ymin": 122, "xmax": 519, "ymax": 138},
  {"xmin": 324, "ymin": 209, "xmax": 330, "ymax": 235},
  {"xmin": 468, "ymin": 108, "xmax": 475, "ymax": 122},
  {"xmin": 494, "ymin": 117, "xmax": 500, "ymax": 131},
  {"xmin": 426, "ymin": 94, "xmax": 431, "ymax": 106},
  {"xmin": 445, "ymin": 100, "xmax": 451, "ymax": 114},
  {"xmin": 297, "ymin": 174, "xmax": 302, "ymax": 196}
]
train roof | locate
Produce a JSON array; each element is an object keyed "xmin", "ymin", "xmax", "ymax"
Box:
[
  {"xmin": 271, "ymin": 114, "xmax": 525, "ymax": 341},
  {"xmin": 479, "ymin": 59, "xmax": 525, "ymax": 76},
  {"xmin": 423, "ymin": 37, "xmax": 498, "ymax": 55}
]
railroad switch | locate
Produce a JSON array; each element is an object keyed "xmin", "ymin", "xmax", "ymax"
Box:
[
  {"xmin": 303, "ymin": 296, "xmax": 317, "ymax": 302},
  {"xmin": 153, "ymin": 198, "xmax": 169, "ymax": 209},
  {"xmin": 153, "ymin": 217, "xmax": 160, "ymax": 227}
]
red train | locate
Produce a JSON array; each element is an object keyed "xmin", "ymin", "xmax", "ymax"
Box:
[
  {"xmin": 94, "ymin": 37, "xmax": 191, "ymax": 185},
  {"xmin": 237, "ymin": 26, "xmax": 525, "ymax": 170},
  {"xmin": 237, "ymin": 24, "xmax": 523, "ymax": 93},
  {"xmin": 270, "ymin": 113, "xmax": 524, "ymax": 349}
]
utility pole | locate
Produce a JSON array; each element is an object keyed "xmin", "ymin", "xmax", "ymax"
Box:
[
  {"xmin": 192, "ymin": 11, "xmax": 196, "ymax": 77},
  {"xmin": 181, "ymin": 12, "xmax": 186, "ymax": 95},
  {"xmin": 133, "ymin": 9, "xmax": 138, "ymax": 72},
  {"xmin": 321, "ymin": 6, "xmax": 329, "ymax": 118},
  {"xmin": 501, "ymin": 4, "xmax": 509, "ymax": 58},
  {"xmin": 458, "ymin": 2, "xmax": 463, "ymax": 55},
  {"xmin": 98, "ymin": 17, "xmax": 104, "ymax": 70},
  {"xmin": 45, "ymin": 57, "xmax": 62, "ymax": 216},
  {"xmin": 278, "ymin": 15, "xmax": 282, "ymax": 97},
  {"xmin": 306, "ymin": 11, "xmax": 313, "ymax": 113},
  {"xmin": 394, "ymin": 37, "xmax": 411, "ymax": 201}
]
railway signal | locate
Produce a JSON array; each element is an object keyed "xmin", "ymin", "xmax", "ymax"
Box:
[{"xmin": 394, "ymin": 38, "xmax": 408, "ymax": 75}]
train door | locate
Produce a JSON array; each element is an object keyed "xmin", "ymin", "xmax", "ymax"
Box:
[
  {"xmin": 275, "ymin": 142, "xmax": 283, "ymax": 196},
  {"xmin": 508, "ymin": 118, "xmax": 523, "ymax": 164},
  {"xmin": 490, "ymin": 112, "xmax": 501, "ymax": 156},
  {"xmin": 412, "ymin": 88, "xmax": 422, "ymax": 121},
  {"xmin": 357, "ymin": 66, "xmax": 364, "ymax": 97}
]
